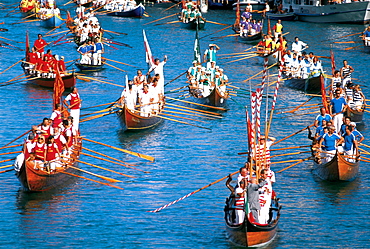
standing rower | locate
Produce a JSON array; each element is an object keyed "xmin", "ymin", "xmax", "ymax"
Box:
[{"xmin": 63, "ymin": 87, "xmax": 82, "ymax": 131}]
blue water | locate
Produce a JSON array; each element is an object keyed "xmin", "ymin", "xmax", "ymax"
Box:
[{"xmin": 0, "ymin": 1, "xmax": 370, "ymax": 248}]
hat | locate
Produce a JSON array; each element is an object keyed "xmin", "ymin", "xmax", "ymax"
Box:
[
  {"xmin": 206, "ymin": 71, "xmax": 211, "ymax": 74},
  {"xmin": 329, "ymin": 126, "xmax": 336, "ymax": 130},
  {"xmin": 215, "ymin": 72, "xmax": 220, "ymax": 76},
  {"xmin": 350, "ymin": 122, "xmax": 356, "ymax": 127},
  {"xmin": 219, "ymin": 68, "xmax": 224, "ymax": 72},
  {"xmin": 60, "ymin": 56, "xmax": 64, "ymax": 59},
  {"xmin": 215, "ymin": 66, "xmax": 219, "ymax": 69},
  {"xmin": 192, "ymin": 60, "xmax": 197, "ymax": 64},
  {"xmin": 209, "ymin": 44, "xmax": 214, "ymax": 47},
  {"xmin": 197, "ymin": 65, "xmax": 202, "ymax": 68}
]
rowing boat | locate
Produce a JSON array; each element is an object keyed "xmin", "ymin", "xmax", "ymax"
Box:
[
  {"xmin": 188, "ymin": 86, "xmax": 228, "ymax": 107},
  {"xmin": 117, "ymin": 104, "xmax": 163, "ymax": 131},
  {"xmin": 75, "ymin": 60, "xmax": 105, "ymax": 72},
  {"xmin": 105, "ymin": 2, "xmax": 145, "ymax": 18},
  {"xmin": 346, "ymin": 106, "xmax": 365, "ymax": 124},
  {"xmin": 224, "ymin": 189, "xmax": 281, "ymax": 247},
  {"xmin": 312, "ymin": 150, "xmax": 359, "ymax": 181},
  {"xmin": 40, "ymin": 14, "xmax": 64, "ymax": 28},
  {"xmin": 180, "ymin": 17, "xmax": 206, "ymax": 30},
  {"xmin": 284, "ymin": 73, "xmax": 326, "ymax": 93}
]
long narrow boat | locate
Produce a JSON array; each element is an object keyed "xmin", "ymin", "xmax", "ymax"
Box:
[
  {"xmin": 266, "ymin": 11, "xmax": 297, "ymax": 21},
  {"xmin": 117, "ymin": 104, "xmax": 163, "ymax": 131},
  {"xmin": 258, "ymin": 51, "xmax": 279, "ymax": 66},
  {"xmin": 238, "ymin": 32, "xmax": 262, "ymax": 43},
  {"xmin": 189, "ymin": 86, "xmax": 228, "ymax": 107},
  {"xmin": 75, "ymin": 60, "xmax": 105, "ymax": 72},
  {"xmin": 312, "ymin": 151, "xmax": 359, "ymax": 181},
  {"xmin": 224, "ymin": 190, "xmax": 281, "ymax": 247},
  {"xmin": 180, "ymin": 18, "xmax": 206, "ymax": 30},
  {"xmin": 16, "ymin": 140, "xmax": 82, "ymax": 192},
  {"xmin": 106, "ymin": 3, "xmax": 145, "ymax": 17},
  {"xmin": 346, "ymin": 107, "xmax": 365, "ymax": 124},
  {"xmin": 21, "ymin": 62, "xmax": 76, "ymax": 88},
  {"xmin": 284, "ymin": 73, "xmax": 326, "ymax": 93},
  {"xmin": 40, "ymin": 14, "xmax": 64, "ymax": 28}
]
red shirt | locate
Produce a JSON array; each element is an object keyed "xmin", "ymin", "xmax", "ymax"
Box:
[
  {"xmin": 34, "ymin": 39, "xmax": 47, "ymax": 53},
  {"xmin": 32, "ymin": 143, "xmax": 46, "ymax": 161},
  {"xmin": 29, "ymin": 52, "xmax": 38, "ymax": 64},
  {"xmin": 46, "ymin": 143, "xmax": 58, "ymax": 161}
]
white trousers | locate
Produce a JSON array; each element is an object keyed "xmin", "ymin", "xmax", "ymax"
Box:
[
  {"xmin": 70, "ymin": 109, "xmax": 80, "ymax": 131},
  {"xmin": 332, "ymin": 113, "xmax": 343, "ymax": 134}
]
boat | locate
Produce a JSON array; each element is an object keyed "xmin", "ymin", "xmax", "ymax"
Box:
[
  {"xmin": 238, "ymin": 32, "xmax": 262, "ymax": 43},
  {"xmin": 19, "ymin": 0, "xmax": 39, "ymax": 16},
  {"xmin": 232, "ymin": 0, "xmax": 266, "ymax": 11},
  {"xmin": 208, "ymin": 0, "xmax": 235, "ymax": 10},
  {"xmin": 287, "ymin": 0, "xmax": 370, "ymax": 23},
  {"xmin": 16, "ymin": 140, "xmax": 82, "ymax": 192},
  {"xmin": 188, "ymin": 86, "xmax": 228, "ymax": 107},
  {"xmin": 40, "ymin": 14, "xmax": 64, "ymax": 28},
  {"xmin": 312, "ymin": 150, "xmax": 359, "ymax": 181},
  {"xmin": 266, "ymin": 11, "xmax": 296, "ymax": 21},
  {"xmin": 284, "ymin": 73, "xmax": 327, "ymax": 93},
  {"xmin": 346, "ymin": 106, "xmax": 365, "ymax": 124},
  {"xmin": 180, "ymin": 17, "xmax": 206, "ymax": 30},
  {"xmin": 105, "ymin": 1, "xmax": 145, "ymax": 18},
  {"xmin": 224, "ymin": 191, "xmax": 281, "ymax": 247},
  {"xmin": 117, "ymin": 104, "xmax": 163, "ymax": 131},
  {"xmin": 75, "ymin": 0, "xmax": 94, "ymax": 8},
  {"xmin": 258, "ymin": 50, "xmax": 279, "ymax": 66},
  {"xmin": 75, "ymin": 60, "xmax": 106, "ymax": 72}
]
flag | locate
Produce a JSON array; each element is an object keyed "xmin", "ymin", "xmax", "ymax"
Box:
[
  {"xmin": 25, "ymin": 31, "xmax": 30, "ymax": 62},
  {"xmin": 143, "ymin": 30, "xmax": 154, "ymax": 68},
  {"xmin": 193, "ymin": 28, "xmax": 201, "ymax": 63},
  {"xmin": 53, "ymin": 68, "xmax": 64, "ymax": 108},
  {"xmin": 233, "ymin": 0, "xmax": 240, "ymax": 28},
  {"xmin": 125, "ymin": 74, "xmax": 129, "ymax": 89},
  {"xmin": 330, "ymin": 49, "xmax": 336, "ymax": 75},
  {"xmin": 321, "ymin": 75, "xmax": 329, "ymax": 113}
]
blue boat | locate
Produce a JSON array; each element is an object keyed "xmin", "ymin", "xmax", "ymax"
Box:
[
  {"xmin": 106, "ymin": 3, "xmax": 145, "ymax": 18},
  {"xmin": 40, "ymin": 15, "xmax": 64, "ymax": 28},
  {"xmin": 75, "ymin": 61, "xmax": 105, "ymax": 72}
]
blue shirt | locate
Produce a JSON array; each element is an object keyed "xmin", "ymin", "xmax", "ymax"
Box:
[
  {"xmin": 343, "ymin": 133, "xmax": 355, "ymax": 151},
  {"xmin": 330, "ymin": 97, "xmax": 347, "ymax": 114},
  {"xmin": 322, "ymin": 133, "xmax": 341, "ymax": 151},
  {"xmin": 340, "ymin": 124, "xmax": 347, "ymax": 135},
  {"xmin": 315, "ymin": 114, "xmax": 332, "ymax": 126},
  {"xmin": 352, "ymin": 130, "xmax": 364, "ymax": 141}
]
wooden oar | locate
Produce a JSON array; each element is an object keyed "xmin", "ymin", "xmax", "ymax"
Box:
[
  {"xmin": 200, "ymin": 24, "xmax": 233, "ymax": 40},
  {"xmin": 166, "ymin": 97, "xmax": 227, "ymax": 111},
  {"xmin": 76, "ymin": 159, "xmax": 134, "ymax": 178},
  {"xmin": 155, "ymin": 20, "xmax": 181, "ymax": 26},
  {"xmin": 81, "ymin": 102, "xmax": 117, "ymax": 110},
  {"xmin": 345, "ymin": 44, "xmax": 362, "ymax": 51},
  {"xmin": 0, "ymin": 151, "xmax": 21, "ymax": 156},
  {"xmin": 105, "ymin": 62, "xmax": 127, "ymax": 72},
  {"xmin": 270, "ymin": 150, "xmax": 311, "ymax": 158},
  {"xmin": 166, "ymin": 103, "xmax": 222, "ymax": 116},
  {"xmin": 60, "ymin": 171, "xmax": 124, "ymax": 190},
  {"xmin": 272, "ymin": 125, "xmax": 314, "ymax": 146},
  {"xmin": 243, "ymin": 64, "xmax": 277, "ymax": 82},
  {"xmin": 0, "ymin": 164, "xmax": 13, "ymax": 169},
  {"xmin": 161, "ymin": 2, "xmax": 180, "ymax": 12},
  {"xmin": 204, "ymin": 20, "xmax": 229, "ymax": 26},
  {"xmin": 82, "ymin": 137, "xmax": 155, "ymax": 162},
  {"xmin": 164, "ymin": 70, "xmax": 187, "ymax": 87},
  {"xmin": 0, "ymin": 36, "xmax": 24, "ymax": 43},
  {"xmin": 2, "ymin": 129, "xmax": 31, "ymax": 147},
  {"xmin": 276, "ymin": 157, "xmax": 312, "ymax": 173},
  {"xmin": 77, "ymin": 76, "xmax": 124, "ymax": 88},
  {"xmin": 147, "ymin": 170, "xmax": 239, "ymax": 212},
  {"xmin": 44, "ymin": 28, "xmax": 69, "ymax": 37},
  {"xmin": 160, "ymin": 112, "xmax": 206, "ymax": 123},
  {"xmin": 103, "ymin": 29, "xmax": 127, "ymax": 35},
  {"xmin": 144, "ymin": 13, "xmax": 177, "ymax": 25},
  {"xmin": 157, "ymin": 115, "xmax": 211, "ymax": 130},
  {"xmin": 0, "ymin": 168, "xmax": 14, "ymax": 174},
  {"xmin": 281, "ymin": 110, "xmax": 319, "ymax": 119},
  {"xmin": 81, "ymin": 151, "xmax": 148, "ymax": 173},
  {"xmin": 0, "ymin": 144, "xmax": 22, "ymax": 150},
  {"xmin": 322, "ymin": 31, "xmax": 362, "ymax": 42},
  {"xmin": 165, "ymin": 106, "xmax": 222, "ymax": 119},
  {"xmin": 81, "ymin": 108, "xmax": 110, "ymax": 118},
  {"xmin": 80, "ymin": 112, "xmax": 114, "ymax": 123},
  {"xmin": 226, "ymin": 54, "xmax": 258, "ymax": 64},
  {"xmin": 66, "ymin": 164, "xmax": 122, "ymax": 183},
  {"xmin": 0, "ymin": 59, "xmax": 23, "ymax": 76},
  {"xmin": 0, "ymin": 158, "xmax": 16, "ymax": 164},
  {"xmin": 333, "ymin": 41, "xmax": 357, "ymax": 44},
  {"xmin": 102, "ymin": 57, "xmax": 135, "ymax": 67},
  {"xmin": 162, "ymin": 109, "xmax": 218, "ymax": 119},
  {"xmin": 270, "ymin": 145, "xmax": 311, "ymax": 152}
]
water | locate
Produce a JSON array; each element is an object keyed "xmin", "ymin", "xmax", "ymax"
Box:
[{"xmin": 0, "ymin": 1, "xmax": 370, "ymax": 248}]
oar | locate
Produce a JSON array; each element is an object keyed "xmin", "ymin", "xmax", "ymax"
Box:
[
  {"xmin": 0, "ymin": 151, "xmax": 21, "ymax": 156},
  {"xmin": 81, "ymin": 101, "xmax": 117, "ymax": 110},
  {"xmin": 81, "ymin": 108, "xmax": 110, "ymax": 118},
  {"xmin": 243, "ymin": 64, "xmax": 277, "ymax": 82},
  {"xmin": 165, "ymin": 106, "xmax": 222, "ymax": 119},
  {"xmin": 0, "ymin": 144, "xmax": 22, "ymax": 150},
  {"xmin": 161, "ymin": 2, "xmax": 180, "ymax": 12},
  {"xmin": 82, "ymin": 137, "xmax": 155, "ymax": 162},
  {"xmin": 0, "ymin": 36, "xmax": 24, "ymax": 43},
  {"xmin": 0, "ymin": 164, "xmax": 13, "ymax": 169},
  {"xmin": 81, "ymin": 151, "xmax": 148, "ymax": 173},
  {"xmin": 164, "ymin": 70, "xmax": 187, "ymax": 87},
  {"xmin": 105, "ymin": 62, "xmax": 127, "ymax": 72},
  {"xmin": 157, "ymin": 115, "xmax": 211, "ymax": 130},
  {"xmin": 0, "ymin": 168, "xmax": 14, "ymax": 174},
  {"xmin": 0, "ymin": 59, "xmax": 23, "ymax": 76},
  {"xmin": 2, "ymin": 129, "xmax": 31, "ymax": 147},
  {"xmin": 271, "ymin": 158, "xmax": 311, "ymax": 164},
  {"xmin": 102, "ymin": 57, "xmax": 135, "ymax": 67},
  {"xmin": 59, "ymin": 171, "xmax": 124, "ymax": 190},
  {"xmin": 144, "ymin": 13, "xmax": 178, "ymax": 25},
  {"xmin": 147, "ymin": 170, "xmax": 239, "ymax": 212},
  {"xmin": 333, "ymin": 41, "xmax": 357, "ymax": 44},
  {"xmin": 276, "ymin": 157, "xmax": 312, "ymax": 173},
  {"xmin": 162, "ymin": 109, "xmax": 218, "ymax": 119},
  {"xmin": 270, "ymin": 150, "xmax": 311, "ymax": 158},
  {"xmin": 272, "ymin": 125, "xmax": 314, "ymax": 146},
  {"xmin": 280, "ymin": 110, "xmax": 319, "ymax": 119},
  {"xmin": 166, "ymin": 97, "xmax": 227, "ymax": 111},
  {"xmin": 0, "ymin": 158, "xmax": 16, "ymax": 164},
  {"xmin": 206, "ymin": 20, "xmax": 229, "ymax": 26},
  {"xmin": 75, "ymin": 159, "xmax": 135, "ymax": 178},
  {"xmin": 66, "ymin": 164, "xmax": 122, "ymax": 183},
  {"xmin": 226, "ymin": 54, "xmax": 258, "ymax": 64},
  {"xmin": 155, "ymin": 20, "xmax": 181, "ymax": 26},
  {"xmin": 77, "ymin": 76, "xmax": 124, "ymax": 88},
  {"xmin": 20, "ymin": 13, "xmax": 36, "ymax": 20},
  {"xmin": 270, "ymin": 145, "xmax": 311, "ymax": 152},
  {"xmin": 44, "ymin": 28, "xmax": 69, "ymax": 37},
  {"xmin": 345, "ymin": 44, "xmax": 362, "ymax": 51},
  {"xmin": 160, "ymin": 112, "xmax": 206, "ymax": 123},
  {"xmin": 103, "ymin": 29, "xmax": 127, "ymax": 35},
  {"xmin": 168, "ymin": 85, "xmax": 187, "ymax": 92},
  {"xmin": 322, "ymin": 31, "xmax": 362, "ymax": 42},
  {"xmin": 166, "ymin": 103, "xmax": 222, "ymax": 116},
  {"xmin": 200, "ymin": 24, "xmax": 233, "ymax": 40}
]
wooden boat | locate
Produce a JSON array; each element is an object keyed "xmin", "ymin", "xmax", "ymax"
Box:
[
  {"xmin": 258, "ymin": 50, "xmax": 279, "ymax": 66},
  {"xmin": 189, "ymin": 86, "xmax": 228, "ymax": 107},
  {"xmin": 117, "ymin": 104, "xmax": 163, "ymax": 131},
  {"xmin": 106, "ymin": 3, "xmax": 145, "ymax": 17},
  {"xmin": 40, "ymin": 14, "xmax": 64, "ymax": 28},
  {"xmin": 232, "ymin": 0, "xmax": 265, "ymax": 11},
  {"xmin": 284, "ymin": 73, "xmax": 326, "ymax": 93},
  {"xmin": 346, "ymin": 107, "xmax": 365, "ymax": 124},
  {"xmin": 16, "ymin": 140, "xmax": 82, "ymax": 192},
  {"xmin": 238, "ymin": 32, "xmax": 262, "ymax": 43},
  {"xmin": 76, "ymin": 0, "xmax": 94, "ymax": 8},
  {"xmin": 180, "ymin": 17, "xmax": 206, "ymax": 30},
  {"xmin": 21, "ymin": 62, "xmax": 76, "ymax": 88},
  {"xmin": 208, "ymin": 0, "xmax": 235, "ymax": 10},
  {"xmin": 289, "ymin": 0, "xmax": 370, "ymax": 23},
  {"xmin": 75, "ymin": 60, "xmax": 105, "ymax": 72},
  {"xmin": 312, "ymin": 151, "xmax": 359, "ymax": 181},
  {"xmin": 266, "ymin": 11, "xmax": 296, "ymax": 21},
  {"xmin": 224, "ymin": 190, "xmax": 281, "ymax": 247}
]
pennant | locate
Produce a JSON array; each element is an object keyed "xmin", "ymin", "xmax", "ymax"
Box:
[
  {"xmin": 53, "ymin": 68, "xmax": 64, "ymax": 108},
  {"xmin": 143, "ymin": 30, "xmax": 154, "ymax": 68}
]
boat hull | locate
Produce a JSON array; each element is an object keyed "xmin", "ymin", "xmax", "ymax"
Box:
[
  {"xmin": 284, "ymin": 73, "xmax": 324, "ymax": 93},
  {"xmin": 189, "ymin": 86, "xmax": 228, "ymax": 107},
  {"xmin": 313, "ymin": 152, "xmax": 359, "ymax": 181},
  {"xmin": 76, "ymin": 62, "xmax": 105, "ymax": 72},
  {"xmin": 294, "ymin": 1, "xmax": 370, "ymax": 23},
  {"xmin": 40, "ymin": 15, "xmax": 64, "ymax": 28},
  {"xmin": 266, "ymin": 12, "xmax": 297, "ymax": 21},
  {"xmin": 238, "ymin": 32, "xmax": 262, "ymax": 43},
  {"xmin": 346, "ymin": 107, "xmax": 365, "ymax": 124},
  {"xmin": 180, "ymin": 19, "xmax": 206, "ymax": 30},
  {"xmin": 107, "ymin": 4, "xmax": 145, "ymax": 17},
  {"xmin": 117, "ymin": 104, "xmax": 163, "ymax": 131},
  {"xmin": 258, "ymin": 51, "xmax": 279, "ymax": 66}
]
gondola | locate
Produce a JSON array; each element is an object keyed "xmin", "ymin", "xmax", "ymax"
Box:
[
  {"xmin": 312, "ymin": 150, "xmax": 359, "ymax": 181},
  {"xmin": 238, "ymin": 32, "xmax": 262, "ymax": 43},
  {"xmin": 75, "ymin": 60, "xmax": 105, "ymax": 72},
  {"xmin": 105, "ymin": 3, "xmax": 145, "ymax": 18},
  {"xmin": 266, "ymin": 11, "xmax": 297, "ymax": 21},
  {"xmin": 40, "ymin": 14, "xmax": 64, "ymax": 28},
  {"xmin": 16, "ymin": 140, "xmax": 82, "ymax": 192},
  {"xmin": 21, "ymin": 62, "xmax": 76, "ymax": 88},
  {"xmin": 284, "ymin": 73, "xmax": 326, "ymax": 93},
  {"xmin": 346, "ymin": 107, "xmax": 365, "ymax": 124},
  {"xmin": 180, "ymin": 17, "xmax": 206, "ymax": 30},
  {"xmin": 117, "ymin": 104, "xmax": 163, "ymax": 131},
  {"xmin": 188, "ymin": 86, "xmax": 228, "ymax": 107},
  {"xmin": 224, "ymin": 189, "xmax": 281, "ymax": 247}
]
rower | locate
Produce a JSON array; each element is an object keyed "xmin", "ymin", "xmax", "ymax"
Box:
[
  {"xmin": 341, "ymin": 125, "xmax": 358, "ymax": 163},
  {"xmin": 50, "ymin": 104, "xmax": 63, "ymax": 128},
  {"xmin": 93, "ymin": 38, "xmax": 104, "ymax": 65},
  {"xmin": 331, "ymin": 70, "xmax": 342, "ymax": 96},
  {"xmin": 234, "ymin": 179, "xmax": 247, "ymax": 225},
  {"xmin": 38, "ymin": 117, "xmax": 53, "ymax": 137},
  {"xmin": 61, "ymin": 120, "xmax": 73, "ymax": 156},
  {"xmin": 138, "ymin": 84, "xmax": 153, "ymax": 117},
  {"xmin": 77, "ymin": 42, "xmax": 90, "ymax": 65},
  {"xmin": 58, "ymin": 56, "xmax": 66, "ymax": 75},
  {"xmin": 352, "ymin": 84, "xmax": 365, "ymax": 111},
  {"xmin": 310, "ymin": 56, "xmax": 323, "ymax": 77},
  {"xmin": 120, "ymin": 83, "xmax": 136, "ymax": 111},
  {"xmin": 299, "ymin": 54, "xmax": 311, "ymax": 79},
  {"xmin": 187, "ymin": 60, "xmax": 198, "ymax": 80},
  {"xmin": 63, "ymin": 87, "xmax": 82, "ymax": 131},
  {"xmin": 31, "ymin": 135, "xmax": 46, "ymax": 170},
  {"xmin": 273, "ymin": 20, "xmax": 283, "ymax": 39},
  {"xmin": 45, "ymin": 135, "xmax": 61, "ymax": 172},
  {"xmin": 330, "ymin": 90, "xmax": 347, "ymax": 134},
  {"xmin": 33, "ymin": 34, "xmax": 47, "ymax": 58},
  {"xmin": 291, "ymin": 37, "xmax": 308, "ymax": 56},
  {"xmin": 203, "ymin": 44, "xmax": 220, "ymax": 69},
  {"xmin": 350, "ymin": 122, "xmax": 365, "ymax": 143},
  {"xmin": 362, "ymin": 26, "xmax": 370, "ymax": 46},
  {"xmin": 147, "ymin": 56, "xmax": 167, "ymax": 95},
  {"xmin": 340, "ymin": 60, "xmax": 354, "ymax": 86},
  {"xmin": 319, "ymin": 126, "xmax": 343, "ymax": 163}
]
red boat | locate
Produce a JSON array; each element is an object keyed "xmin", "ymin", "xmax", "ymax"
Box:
[
  {"xmin": 117, "ymin": 104, "xmax": 163, "ymax": 131},
  {"xmin": 16, "ymin": 140, "xmax": 82, "ymax": 192},
  {"xmin": 224, "ymin": 191, "xmax": 281, "ymax": 247}
]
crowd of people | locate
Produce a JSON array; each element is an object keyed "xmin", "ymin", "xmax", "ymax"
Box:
[
  {"xmin": 236, "ymin": 5, "xmax": 263, "ymax": 37},
  {"xmin": 14, "ymin": 88, "xmax": 82, "ymax": 173},
  {"xmin": 180, "ymin": 0, "xmax": 204, "ymax": 23},
  {"xmin": 187, "ymin": 44, "xmax": 228, "ymax": 99},
  {"xmin": 226, "ymin": 135, "xmax": 277, "ymax": 225},
  {"xmin": 24, "ymin": 34, "xmax": 67, "ymax": 78},
  {"xmin": 119, "ymin": 57, "xmax": 167, "ymax": 117},
  {"xmin": 283, "ymin": 50, "xmax": 323, "ymax": 79},
  {"xmin": 20, "ymin": 0, "xmax": 61, "ymax": 19},
  {"xmin": 104, "ymin": 0, "xmax": 140, "ymax": 12}
]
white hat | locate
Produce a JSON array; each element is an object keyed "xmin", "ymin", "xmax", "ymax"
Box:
[
  {"xmin": 192, "ymin": 60, "xmax": 197, "ymax": 64},
  {"xmin": 219, "ymin": 68, "xmax": 224, "ymax": 72},
  {"xmin": 215, "ymin": 72, "xmax": 220, "ymax": 76},
  {"xmin": 350, "ymin": 122, "xmax": 356, "ymax": 127}
]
